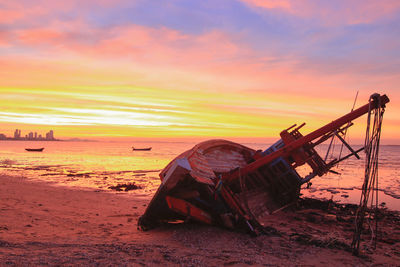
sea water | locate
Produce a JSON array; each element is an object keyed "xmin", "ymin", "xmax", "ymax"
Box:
[{"xmin": 0, "ymin": 140, "xmax": 399, "ymax": 210}]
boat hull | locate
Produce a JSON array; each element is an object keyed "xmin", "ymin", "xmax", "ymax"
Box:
[
  {"xmin": 132, "ymin": 147, "xmax": 152, "ymax": 151},
  {"xmin": 138, "ymin": 139, "xmax": 301, "ymax": 232},
  {"xmin": 25, "ymin": 148, "xmax": 44, "ymax": 152}
]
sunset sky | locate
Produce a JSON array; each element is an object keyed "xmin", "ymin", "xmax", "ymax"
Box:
[{"xmin": 1, "ymin": 0, "xmax": 399, "ymax": 143}]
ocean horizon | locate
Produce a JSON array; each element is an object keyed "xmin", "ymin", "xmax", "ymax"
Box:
[{"xmin": 1, "ymin": 139, "xmax": 399, "ymax": 211}]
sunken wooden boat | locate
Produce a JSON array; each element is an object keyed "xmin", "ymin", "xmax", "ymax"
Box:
[
  {"xmin": 132, "ymin": 147, "xmax": 152, "ymax": 151},
  {"xmin": 25, "ymin": 148, "xmax": 44, "ymax": 152},
  {"xmin": 138, "ymin": 94, "xmax": 389, "ymax": 234}
]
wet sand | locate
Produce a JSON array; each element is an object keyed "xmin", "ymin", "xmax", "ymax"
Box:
[{"xmin": 1, "ymin": 174, "xmax": 399, "ymax": 266}]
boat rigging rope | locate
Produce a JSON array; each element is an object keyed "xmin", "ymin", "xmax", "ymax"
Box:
[
  {"xmin": 324, "ymin": 131, "xmax": 338, "ymax": 162},
  {"xmin": 338, "ymin": 91, "xmax": 359, "ymax": 164},
  {"xmin": 351, "ymin": 93, "xmax": 385, "ymax": 255}
]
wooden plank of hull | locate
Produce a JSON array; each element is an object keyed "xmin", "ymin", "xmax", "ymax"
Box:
[
  {"xmin": 187, "ymin": 139, "xmax": 255, "ymax": 185},
  {"xmin": 138, "ymin": 158, "xmax": 192, "ymax": 230},
  {"xmin": 188, "ymin": 150, "xmax": 216, "ymax": 185},
  {"xmin": 238, "ymin": 189, "xmax": 277, "ymax": 218},
  {"xmin": 159, "ymin": 139, "xmax": 255, "ymax": 185},
  {"xmin": 197, "ymin": 146, "xmax": 251, "ymax": 172}
]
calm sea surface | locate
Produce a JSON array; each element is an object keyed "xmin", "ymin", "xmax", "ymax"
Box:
[{"xmin": 1, "ymin": 140, "xmax": 399, "ymax": 210}]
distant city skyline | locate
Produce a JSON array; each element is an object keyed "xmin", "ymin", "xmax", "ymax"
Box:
[{"xmin": 0, "ymin": 129, "xmax": 57, "ymax": 141}]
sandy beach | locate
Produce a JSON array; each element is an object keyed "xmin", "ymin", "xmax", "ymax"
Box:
[{"xmin": 0, "ymin": 174, "xmax": 399, "ymax": 266}]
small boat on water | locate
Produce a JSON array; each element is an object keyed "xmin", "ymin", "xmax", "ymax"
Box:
[
  {"xmin": 132, "ymin": 147, "xmax": 152, "ymax": 151},
  {"xmin": 25, "ymin": 148, "xmax": 44, "ymax": 152}
]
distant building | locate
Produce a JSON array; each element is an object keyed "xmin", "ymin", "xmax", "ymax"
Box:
[
  {"xmin": 14, "ymin": 129, "xmax": 21, "ymax": 139},
  {"xmin": 46, "ymin": 130, "xmax": 55, "ymax": 140},
  {"xmin": 0, "ymin": 133, "xmax": 6, "ymax": 140}
]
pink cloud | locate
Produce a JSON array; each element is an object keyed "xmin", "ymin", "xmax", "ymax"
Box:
[
  {"xmin": 0, "ymin": 0, "xmax": 132, "ymax": 28},
  {"xmin": 12, "ymin": 22, "xmax": 246, "ymax": 72},
  {"xmin": 0, "ymin": 9, "xmax": 24, "ymax": 24},
  {"xmin": 0, "ymin": 1, "xmax": 49, "ymax": 25},
  {"xmin": 17, "ymin": 28, "xmax": 64, "ymax": 45},
  {"xmin": 4, "ymin": 20, "xmax": 382, "ymax": 98},
  {"xmin": 240, "ymin": 0, "xmax": 292, "ymax": 10},
  {"xmin": 2, "ymin": 6, "xmax": 398, "ymax": 105},
  {"xmin": 4, "ymin": 17, "xmax": 396, "ymax": 96},
  {"xmin": 0, "ymin": 31, "xmax": 10, "ymax": 47},
  {"xmin": 342, "ymin": 1, "xmax": 400, "ymax": 24},
  {"xmin": 239, "ymin": 0, "xmax": 400, "ymax": 25}
]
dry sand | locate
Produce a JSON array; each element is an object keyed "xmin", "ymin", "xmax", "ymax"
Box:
[{"xmin": 1, "ymin": 174, "xmax": 399, "ymax": 266}]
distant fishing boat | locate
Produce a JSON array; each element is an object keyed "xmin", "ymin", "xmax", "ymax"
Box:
[
  {"xmin": 132, "ymin": 147, "xmax": 152, "ymax": 151},
  {"xmin": 25, "ymin": 148, "xmax": 44, "ymax": 152}
]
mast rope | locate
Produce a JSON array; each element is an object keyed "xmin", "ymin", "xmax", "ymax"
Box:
[
  {"xmin": 325, "ymin": 91, "xmax": 358, "ymax": 168},
  {"xmin": 351, "ymin": 93, "xmax": 385, "ymax": 255},
  {"xmin": 338, "ymin": 91, "xmax": 359, "ymax": 163}
]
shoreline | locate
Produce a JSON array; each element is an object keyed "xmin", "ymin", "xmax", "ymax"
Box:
[{"xmin": 1, "ymin": 174, "xmax": 399, "ymax": 266}]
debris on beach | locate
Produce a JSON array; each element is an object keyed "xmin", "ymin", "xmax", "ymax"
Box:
[
  {"xmin": 0, "ymin": 159, "xmax": 18, "ymax": 165},
  {"xmin": 66, "ymin": 172, "xmax": 93, "ymax": 178},
  {"xmin": 109, "ymin": 182, "xmax": 141, "ymax": 192},
  {"xmin": 138, "ymin": 94, "xmax": 389, "ymax": 250}
]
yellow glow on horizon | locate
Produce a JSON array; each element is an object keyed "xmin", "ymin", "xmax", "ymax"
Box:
[
  {"xmin": 1, "ymin": 50, "xmax": 399, "ymax": 143},
  {"xmin": 2, "ymin": 83, "xmax": 398, "ymax": 143}
]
